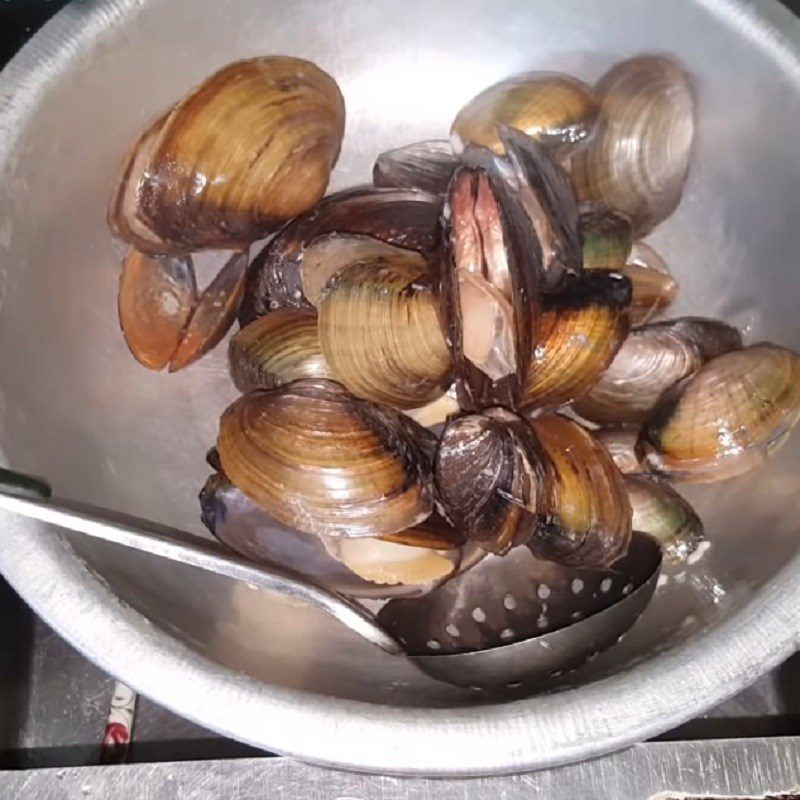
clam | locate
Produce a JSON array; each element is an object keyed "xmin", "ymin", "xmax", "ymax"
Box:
[
  {"xmin": 228, "ymin": 308, "xmax": 332, "ymax": 393},
  {"xmin": 118, "ymin": 249, "xmax": 196, "ymax": 369},
  {"xmin": 241, "ymin": 187, "xmax": 441, "ymax": 321},
  {"xmin": 217, "ymin": 379, "xmax": 435, "ymax": 536},
  {"xmin": 527, "ymin": 415, "xmax": 632, "ymax": 569},
  {"xmin": 373, "ymin": 140, "xmax": 458, "ymax": 195},
  {"xmin": 624, "ymin": 241, "xmax": 678, "ymax": 325},
  {"xmin": 118, "ymin": 248, "xmax": 247, "ymax": 371},
  {"xmin": 300, "ymin": 233, "xmax": 427, "ymax": 309},
  {"xmin": 624, "ymin": 475, "xmax": 703, "ymax": 564},
  {"xmin": 579, "ymin": 202, "xmax": 633, "ymax": 272},
  {"xmin": 439, "ymin": 149, "xmax": 542, "ymax": 410},
  {"xmin": 451, "ymin": 72, "xmax": 599, "ymax": 156},
  {"xmin": 574, "ymin": 317, "xmax": 743, "ymax": 425},
  {"xmin": 594, "ymin": 425, "xmax": 645, "ymax": 474},
  {"xmin": 110, "ymin": 57, "xmax": 345, "ymax": 253},
  {"xmin": 570, "ymin": 56, "xmax": 695, "ymax": 235},
  {"xmin": 200, "ymin": 472, "xmax": 463, "ymax": 598},
  {"xmin": 168, "ymin": 251, "xmax": 249, "ymax": 372},
  {"xmin": 318, "ymin": 259, "xmax": 451, "ymax": 408},
  {"xmin": 638, "ymin": 344, "xmax": 800, "ymax": 482},
  {"xmin": 521, "ymin": 270, "xmax": 631, "ymax": 410},
  {"xmin": 403, "ymin": 388, "xmax": 461, "ymax": 429},
  {"xmin": 434, "ymin": 409, "xmax": 547, "ymax": 554},
  {"xmin": 501, "ymin": 126, "xmax": 582, "ymax": 292}
]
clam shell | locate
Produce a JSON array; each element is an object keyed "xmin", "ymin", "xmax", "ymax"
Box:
[
  {"xmin": 300, "ymin": 233, "xmax": 427, "ymax": 309},
  {"xmin": 594, "ymin": 425, "xmax": 645, "ymax": 475},
  {"xmin": 521, "ymin": 271, "xmax": 631, "ymax": 410},
  {"xmin": 624, "ymin": 241, "xmax": 678, "ymax": 325},
  {"xmin": 440, "ymin": 152, "xmax": 542, "ymax": 410},
  {"xmin": 318, "ymin": 259, "xmax": 451, "ymax": 409},
  {"xmin": 501, "ymin": 126, "xmax": 582, "ymax": 292},
  {"xmin": 217, "ymin": 379, "xmax": 435, "ymax": 536},
  {"xmin": 377, "ymin": 531, "xmax": 660, "ymax": 656},
  {"xmin": 570, "ymin": 56, "xmax": 695, "ymax": 235},
  {"xmin": 241, "ymin": 186, "xmax": 441, "ymax": 321},
  {"xmin": 579, "ymin": 202, "xmax": 633, "ymax": 272},
  {"xmin": 168, "ymin": 251, "xmax": 249, "ymax": 372},
  {"xmin": 133, "ymin": 57, "xmax": 345, "ymax": 251},
  {"xmin": 639, "ymin": 344, "xmax": 800, "ymax": 482},
  {"xmin": 228, "ymin": 308, "xmax": 332, "ymax": 393},
  {"xmin": 574, "ymin": 317, "xmax": 743, "ymax": 425},
  {"xmin": 118, "ymin": 249, "xmax": 196, "ymax": 370},
  {"xmin": 434, "ymin": 409, "xmax": 547, "ymax": 554},
  {"xmin": 200, "ymin": 473, "xmax": 460, "ymax": 598},
  {"xmin": 451, "ymin": 72, "xmax": 599, "ymax": 156},
  {"xmin": 527, "ymin": 415, "xmax": 632, "ymax": 568},
  {"xmin": 625, "ymin": 475, "xmax": 703, "ymax": 564},
  {"xmin": 373, "ymin": 140, "xmax": 458, "ymax": 194}
]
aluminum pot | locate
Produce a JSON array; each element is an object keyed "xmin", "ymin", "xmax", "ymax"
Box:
[{"xmin": 1, "ymin": 0, "xmax": 800, "ymax": 777}]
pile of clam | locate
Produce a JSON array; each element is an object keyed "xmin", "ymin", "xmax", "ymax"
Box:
[{"xmin": 109, "ymin": 55, "xmax": 800, "ymax": 662}]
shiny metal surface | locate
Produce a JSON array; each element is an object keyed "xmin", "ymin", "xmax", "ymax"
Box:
[
  {"xmin": 3, "ymin": 738, "xmax": 800, "ymax": 798},
  {"xmin": 1, "ymin": 0, "xmax": 800, "ymax": 776}
]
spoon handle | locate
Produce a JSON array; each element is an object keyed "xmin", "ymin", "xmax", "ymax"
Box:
[{"xmin": 0, "ymin": 469, "xmax": 401, "ymax": 655}]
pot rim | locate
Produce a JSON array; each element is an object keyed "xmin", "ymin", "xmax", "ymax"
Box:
[{"xmin": 1, "ymin": 0, "xmax": 800, "ymax": 776}]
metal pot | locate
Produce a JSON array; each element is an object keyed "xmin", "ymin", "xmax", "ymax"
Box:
[{"xmin": 1, "ymin": 0, "xmax": 800, "ymax": 777}]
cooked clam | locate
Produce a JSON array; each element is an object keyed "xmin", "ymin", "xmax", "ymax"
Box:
[
  {"xmin": 595, "ymin": 425, "xmax": 645, "ymax": 475},
  {"xmin": 501, "ymin": 126, "xmax": 582, "ymax": 292},
  {"xmin": 317, "ymin": 258, "xmax": 451, "ymax": 408},
  {"xmin": 624, "ymin": 475, "xmax": 703, "ymax": 564},
  {"xmin": 440, "ymin": 150, "xmax": 542, "ymax": 409},
  {"xmin": 579, "ymin": 203, "xmax": 633, "ymax": 272},
  {"xmin": 373, "ymin": 140, "xmax": 458, "ymax": 195},
  {"xmin": 624, "ymin": 241, "xmax": 678, "ymax": 325},
  {"xmin": 112, "ymin": 57, "xmax": 345, "ymax": 253},
  {"xmin": 570, "ymin": 56, "xmax": 695, "ymax": 235},
  {"xmin": 118, "ymin": 248, "xmax": 196, "ymax": 370},
  {"xmin": 300, "ymin": 233, "xmax": 427, "ymax": 309},
  {"xmin": 168, "ymin": 251, "xmax": 249, "ymax": 372},
  {"xmin": 574, "ymin": 317, "xmax": 743, "ymax": 425},
  {"xmin": 228, "ymin": 308, "xmax": 332, "ymax": 393},
  {"xmin": 521, "ymin": 271, "xmax": 631, "ymax": 410},
  {"xmin": 451, "ymin": 72, "xmax": 599, "ymax": 156},
  {"xmin": 527, "ymin": 414, "xmax": 632, "ymax": 568},
  {"xmin": 639, "ymin": 344, "xmax": 800, "ymax": 482},
  {"xmin": 241, "ymin": 187, "xmax": 441, "ymax": 321},
  {"xmin": 217, "ymin": 379, "xmax": 435, "ymax": 536},
  {"xmin": 434, "ymin": 409, "xmax": 547, "ymax": 554},
  {"xmin": 200, "ymin": 472, "xmax": 461, "ymax": 598}
]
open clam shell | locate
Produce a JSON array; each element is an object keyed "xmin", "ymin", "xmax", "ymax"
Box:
[
  {"xmin": 373, "ymin": 140, "xmax": 458, "ymax": 195},
  {"xmin": 377, "ymin": 531, "xmax": 660, "ymax": 657},
  {"xmin": 118, "ymin": 248, "xmax": 197, "ymax": 370},
  {"xmin": 570, "ymin": 56, "xmax": 695, "ymax": 235},
  {"xmin": 241, "ymin": 187, "xmax": 441, "ymax": 321},
  {"xmin": 440, "ymin": 150, "xmax": 542, "ymax": 410},
  {"xmin": 625, "ymin": 475, "xmax": 704, "ymax": 565},
  {"xmin": 115, "ymin": 57, "xmax": 345, "ymax": 253},
  {"xmin": 228, "ymin": 308, "xmax": 332, "ymax": 393},
  {"xmin": 217, "ymin": 379, "xmax": 436, "ymax": 537},
  {"xmin": 639, "ymin": 344, "xmax": 800, "ymax": 482},
  {"xmin": 501, "ymin": 126, "xmax": 582, "ymax": 292},
  {"xmin": 318, "ymin": 259, "xmax": 451, "ymax": 409},
  {"xmin": 434, "ymin": 409, "xmax": 547, "ymax": 555},
  {"xmin": 574, "ymin": 317, "xmax": 743, "ymax": 425},
  {"xmin": 527, "ymin": 415, "xmax": 632, "ymax": 569},
  {"xmin": 521, "ymin": 270, "xmax": 631, "ymax": 411},
  {"xmin": 451, "ymin": 72, "xmax": 599, "ymax": 156},
  {"xmin": 200, "ymin": 473, "xmax": 464, "ymax": 598}
]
